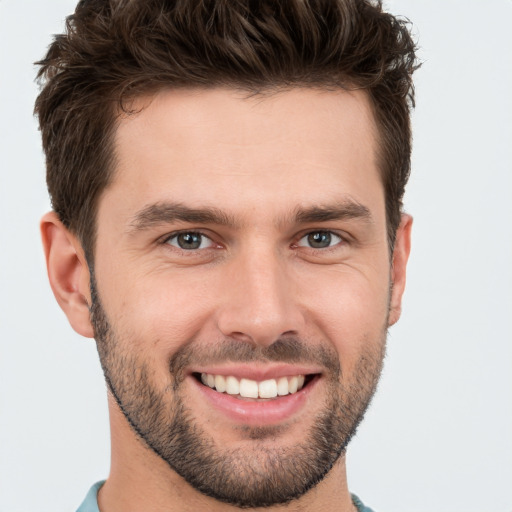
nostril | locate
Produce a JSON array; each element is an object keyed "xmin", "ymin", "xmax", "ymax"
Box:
[{"xmin": 227, "ymin": 332, "xmax": 254, "ymax": 344}]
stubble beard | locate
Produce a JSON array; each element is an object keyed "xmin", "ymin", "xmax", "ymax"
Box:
[{"xmin": 90, "ymin": 277, "xmax": 387, "ymax": 508}]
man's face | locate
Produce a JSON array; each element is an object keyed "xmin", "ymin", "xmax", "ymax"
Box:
[{"xmin": 90, "ymin": 88, "xmax": 400, "ymax": 507}]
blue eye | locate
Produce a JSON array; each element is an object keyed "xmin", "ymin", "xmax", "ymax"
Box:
[
  {"xmin": 166, "ymin": 232, "xmax": 214, "ymax": 250},
  {"xmin": 297, "ymin": 231, "xmax": 343, "ymax": 249}
]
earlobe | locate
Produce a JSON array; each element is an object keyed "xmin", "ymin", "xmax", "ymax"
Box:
[
  {"xmin": 388, "ymin": 213, "xmax": 413, "ymax": 327},
  {"xmin": 41, "ymin": 212, "xmax": 94, "ymax": 338}
]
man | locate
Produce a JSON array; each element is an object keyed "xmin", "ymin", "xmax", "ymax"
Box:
[{"xmin": 35, "ymin": 0, "xmax": 417, "ymax": 510}]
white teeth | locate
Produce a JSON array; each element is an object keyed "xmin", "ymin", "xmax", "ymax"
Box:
[
  {"xmin": 288, "ymin": 376, "xmax": 298, "ymax": 394},
  {"xmin": 240, "ymin": 378, "xmax": 259, "ymax": 398},
  {"xmin": 200, "ymin": 373, "xmax": 308, "ymax": 398},
  {"xmin": 225, "ymin": 376, "xmax": 240, "ymax": 395},
  {"xmin": 258, "ymin": 379, "xmax": 278, "ymax": 399},
  {"xmin": 277, "ymin": 376, "xmax": 289, "ymax": 396},
  {"xmin": 214, "ymin": 375, "xmax": 226, "ymax": 393}
]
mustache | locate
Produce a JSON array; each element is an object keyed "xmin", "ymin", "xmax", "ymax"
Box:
[{"xmin": 169, "ymin": 337, "xmax": 341, "ymax": 381}]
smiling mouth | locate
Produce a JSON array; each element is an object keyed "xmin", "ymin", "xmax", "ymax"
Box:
[{"xmin": 193, "ymin": 372, "xmax": 317, "ymax": 400}]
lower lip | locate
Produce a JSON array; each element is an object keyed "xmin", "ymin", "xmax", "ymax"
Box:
[{"xmin": 191, "ymin": 376, "xmax": 319, "ymax": 425}]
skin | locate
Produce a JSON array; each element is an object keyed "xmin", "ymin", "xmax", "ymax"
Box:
[{"xmin": 42, "ymin": 87, "xmax": 412, "ymax": 512}]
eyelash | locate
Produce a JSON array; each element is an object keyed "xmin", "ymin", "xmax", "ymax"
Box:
[
  {"xmin": 162, "ymin": 229, "xmax": 347, "ymax": 252},
  {"xmin": 163, "ymin": 231, "xmax": 217, "ymax": 251},
  {"xmin": 295, "ymin": 231, "xmax": 344, "ymax": 250}
]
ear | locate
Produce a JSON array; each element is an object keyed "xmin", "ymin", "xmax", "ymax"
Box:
[
  {"xmin": 41, "ymin": 211, "xmax": 94, "ymax": 338},
  {"xmin": 388, "ymin": 213, "xmax": 413, "ymax": 326}
]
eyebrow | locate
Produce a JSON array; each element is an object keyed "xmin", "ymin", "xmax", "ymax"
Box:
[
  {"xmin": 128, "ymin": 202, "xmax": 238, "ymax": 232},
  {"xmin": 127, "ymin": 198, "xmax": 373, "ymax": 234},
  {"xmin": 292, "ymin": 201, "xmax": 372, "ymax": 225}
]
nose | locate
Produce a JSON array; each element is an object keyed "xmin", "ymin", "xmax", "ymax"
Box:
[{"xmin": 216, "ymin": 247, "xmax": 305, "ymax": 346}]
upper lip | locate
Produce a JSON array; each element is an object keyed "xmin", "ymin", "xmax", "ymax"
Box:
[{"xmin": 189, "ymin": 363, "xmax": 322, "ymax": 381}]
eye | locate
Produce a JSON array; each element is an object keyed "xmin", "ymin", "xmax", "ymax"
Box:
[
  {"xmin": 166, "ymin": 232, "xmax": 214, "ymax": 250},
  {"xmin": 297, "ymin": 231, "xmax": 343, "ymax": 249}
]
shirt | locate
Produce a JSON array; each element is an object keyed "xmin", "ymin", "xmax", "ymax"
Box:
[{"xmin": 76, "ymin": 481, "xmax": 376, "ymax": 512}]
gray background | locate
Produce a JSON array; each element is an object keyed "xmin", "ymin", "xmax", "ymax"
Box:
[{"xmin": 1, "ymin": 1, "xmax": 511, "ymax": 510}]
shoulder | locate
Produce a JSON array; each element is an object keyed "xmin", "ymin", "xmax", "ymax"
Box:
[
  {"xmin": 352, "ymin": 493, "xmax": 377, "ymax": 512},
  {"xmin": 76, "ymin": 481, "xmax": 105, "ymax": 512}
]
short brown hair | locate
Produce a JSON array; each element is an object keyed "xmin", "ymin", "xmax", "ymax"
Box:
[{"xmin": 35, "ymin": 0, "xmax": 418, "ymax": 263}]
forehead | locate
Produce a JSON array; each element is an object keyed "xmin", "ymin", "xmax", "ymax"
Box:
[{"xmin": 103, "ymin": 87, "xmax": 383, "ymax": 225}]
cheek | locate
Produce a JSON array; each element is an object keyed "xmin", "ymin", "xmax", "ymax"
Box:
[
  {"xmin": 106, "ymin": 268, "xmax": 220, "ymax": 353},
  {"xmin": 96, "ymin": 247, "xmax": 390, "ymax": 377},
  {"xmin": 298, "ymin": 266, "xmax": 390, "ymax": 366}
]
